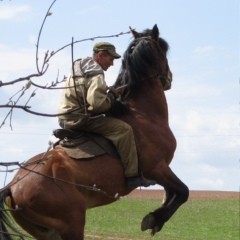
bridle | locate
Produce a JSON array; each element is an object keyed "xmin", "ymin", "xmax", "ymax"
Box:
[
  {"xmin": 137, "ymin": 36, "xmax": 172, "ymax": 90},
  {"xmin": 115, "ymin": 34, "xmax": 172, "ymax": 94}
]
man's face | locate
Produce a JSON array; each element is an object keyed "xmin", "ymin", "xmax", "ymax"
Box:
[{"xmin": 97, "ymin": 52, "xmax": 115, "ymax": 71}]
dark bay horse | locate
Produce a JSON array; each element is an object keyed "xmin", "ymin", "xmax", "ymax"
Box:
[{"xmin": 0, "ymin": 24, "xmax": 189, "ymax": 240}]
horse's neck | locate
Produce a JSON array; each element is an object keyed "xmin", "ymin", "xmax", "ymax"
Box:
[{"xmin": 128, "ymin": 80, "xmax": 169, "ymax": 122}]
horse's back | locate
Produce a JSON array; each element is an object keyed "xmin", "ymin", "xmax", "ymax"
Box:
[{"xmin": 10, "ymin": 148, "xmax": 129, "ymax": 209}]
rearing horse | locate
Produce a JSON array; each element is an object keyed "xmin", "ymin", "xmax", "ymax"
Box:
[{"xmin": 0, "ymin": 24, "xmax": 189, "ymax": 240}]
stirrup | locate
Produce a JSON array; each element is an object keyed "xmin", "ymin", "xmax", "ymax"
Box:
[
  {"xmin": 53, "ymin": 129, "xmax": 84, "ymax": 140},
  {"xmin": 126, "ymin": 175, "xmax": 156, "ymax": 188}
]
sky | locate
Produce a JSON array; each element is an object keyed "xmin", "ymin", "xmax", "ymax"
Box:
[{"xmin": 0, "ymin": 0, "xmax": 239, "ymax": 192}]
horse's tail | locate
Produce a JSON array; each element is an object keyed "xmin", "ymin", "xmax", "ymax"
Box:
[
  {"xmin": 0, "ymin": 187, "xmax": 18, "ymax": 240},
  {"xmin": 0, "ymin": 187, "xmax": 29, "ymax": 240},
  {"xmin": 0, "ymin": 187, "xmax": 13, "ymax": 240}
]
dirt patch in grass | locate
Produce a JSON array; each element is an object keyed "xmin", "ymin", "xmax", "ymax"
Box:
[{"xmin": 124, "ymin": 189, "xmax": 239, "ymax": 200}]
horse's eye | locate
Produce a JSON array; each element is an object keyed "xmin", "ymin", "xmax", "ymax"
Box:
[{"xmin": 130, "ymin": 46, "xmax": 135, "ymax": 53}]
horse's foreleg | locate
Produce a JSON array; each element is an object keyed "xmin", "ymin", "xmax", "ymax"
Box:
[
  {"xmin": 161, "ymin": 188, "xmax": 176, "ymax": 206},
  {"xmin": 141, "ymin": 165, "xmax": 189, "ymax": 235}
]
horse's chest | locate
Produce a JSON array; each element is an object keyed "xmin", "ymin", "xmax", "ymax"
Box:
[{"xmin": 137, "ymin": 124, "xmax": 176, "ymax": 158}]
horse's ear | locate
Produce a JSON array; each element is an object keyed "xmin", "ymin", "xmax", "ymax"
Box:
[
  {"xmin": 129, "ymin": 26, "xmax": 138, "ymax": 39},
  {"xmin": 151, "ymin": 24, "xmax": 159, "ymax": 41}
]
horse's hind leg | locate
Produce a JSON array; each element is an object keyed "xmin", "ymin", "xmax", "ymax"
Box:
[
  {"xmin": 57, "ymin": 208, "xmax": 86, "ymax": 240},
  {"xmin": 42, "ymin": 189, "xmax": 86, "ymax": 240},
  {"xmin": 142, "ymin": 165, "xmax": 189, "ymax": 235},
  {"xmin": 9, "ymin": 196, "xmax": 86, "ymax": 240}
]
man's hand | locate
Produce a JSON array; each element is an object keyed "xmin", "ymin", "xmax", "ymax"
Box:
[{"xmin": 108, "ymin": 86, "xmax": 122, "ymax": 98}]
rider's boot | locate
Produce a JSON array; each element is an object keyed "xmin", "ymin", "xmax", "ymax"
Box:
[{"xmin": 126, "ymin": 173, "xmax": 156, "ymax": 188}]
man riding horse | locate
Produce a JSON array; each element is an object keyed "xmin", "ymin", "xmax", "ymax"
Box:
[
  {"xmin": 57, "ymin": 42, "xmax": 156, "ymax": 188},
  {"xmin": 0, "ymin": 25, "xmax": 189, "ymax": 240}
]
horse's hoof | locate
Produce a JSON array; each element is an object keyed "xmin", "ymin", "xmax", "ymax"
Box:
[
  {"xmin": 141, "ymin": 213, "xmax": 156, "ymax": 231},
  {"xmin": 150, "ymin": 226, "xmax": 161, "ymax": 236}
]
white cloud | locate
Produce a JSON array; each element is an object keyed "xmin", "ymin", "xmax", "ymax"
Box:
[
  {"xmin": 193, "ymin": 45, "xmax": 214, "ymax": 56},
  {"xmin": 184, "ymin": 111, "xmax": 203, "ymax": 131},
  {"xmin": 4, "ymin": 146, "xmax": 24, "ymax": 155},
  {"xmin": 226, "ymin": 138, "xmax": 240, "ymax": 149},
  {"xmin": 199, "ymin": 164, "xmax": 222, "ymax": 174},
  {"xmin": 195, "ymin": 177, "xmax": 225, "ymax": 189},
  {"xmin": 28, "ymin": 35, "xmax": 37, "ymax": 45},
  {"xmin": 169, "ymin": 76, "xmax": 221, "ymax": 99},
  {"xmin": 0, "ymin": 5, "xmax": 31, "ymax": 20},
  {"xmin": 0, "ymin": 43, "xmax": 70, "ymax": 91},
  {"xmin": 78, "ymin": 6, "xmax": 102, "ymax": 16},
  {"xmin": 0, "ymin": 44, "xmax": 35, "ymax": 72}
]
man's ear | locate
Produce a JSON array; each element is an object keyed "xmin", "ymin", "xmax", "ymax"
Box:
[{"xmin": 98, "ymin": 51, "xmax": 104, "ymax": 58}]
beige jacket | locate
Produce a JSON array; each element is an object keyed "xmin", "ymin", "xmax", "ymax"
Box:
[{"xmin": 58, "ymin": 57, "xmax": 113, "ymax": 120}]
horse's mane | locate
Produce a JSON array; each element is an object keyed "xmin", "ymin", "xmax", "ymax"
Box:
[
  {"xmin": 110, "ymin": 27, "xmax": 169, "ymax": 117},
  {"xmin": 136, "ymin": 29, "xmax": 169, "ymax": 52},
  {"xmin": 115, "ymin": 28, "xmax": 169, "ymax": 98}
]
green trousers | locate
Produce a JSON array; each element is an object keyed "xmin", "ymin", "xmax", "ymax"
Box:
[{"xmin": 58, "ymin": 115, "xmax": 138, "ymax": 177}]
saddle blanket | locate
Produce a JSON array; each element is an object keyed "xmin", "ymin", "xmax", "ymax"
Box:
[
  {"xmin": 53, "ymin": 129, "xmax": 119, "ymax": 160},
  {"xmin": 55, "ymin": 139, "xmax": 106, "ymax": 159}
]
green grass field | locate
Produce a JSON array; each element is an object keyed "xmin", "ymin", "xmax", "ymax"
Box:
[
  {"xmin": 85, "ymin": 198, "xmax": 239, "ymax": 240},
  {"xmin": 2, "ymin": 196, "xmax": 239, "ymax": 240}
]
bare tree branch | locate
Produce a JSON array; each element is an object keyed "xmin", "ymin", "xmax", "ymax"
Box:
[
  {"xmin": 0, "ymin": 31, "xmax": 130, "ymax": 88},
  {"xmin": 0, "ymin": 0, "xmax": 131, "ymax": 129},
  {"xmin": 0, "ymin": 74, "xmax": 43, "ymax": 87},
  {"xmin": 0, "ymin": 105, "xmax": 88, "ymax": 117}
]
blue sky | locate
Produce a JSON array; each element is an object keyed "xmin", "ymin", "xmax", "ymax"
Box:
[{"xmin": 0, "ymin": 0, "xmax": 239, "ymax": 191}]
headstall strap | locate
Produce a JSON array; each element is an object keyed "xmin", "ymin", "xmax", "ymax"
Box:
[
  {"xmin": 136, "ymin": 36, "xmax": 168, "ymax": 82},
  {"xmin": 141, "ymin": 71, "xmax": 168, "ymax": 82}
]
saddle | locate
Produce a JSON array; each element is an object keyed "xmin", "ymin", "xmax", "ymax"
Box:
[{"xmin": 53, "ymin": 129, "xmax": 120, "ymax": 160}]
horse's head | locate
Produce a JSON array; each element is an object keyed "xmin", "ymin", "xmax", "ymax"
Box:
[{"xmin": 116, "ymin": 24, "xmax": 172, "ymax": 99}]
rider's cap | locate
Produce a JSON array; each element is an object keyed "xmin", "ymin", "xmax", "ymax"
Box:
[{"xmin": 93, "ymin": 42, "xmax": 121, "ymax": 59}]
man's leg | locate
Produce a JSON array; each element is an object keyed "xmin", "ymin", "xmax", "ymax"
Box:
[{"xmin": 85, "ymin": 116, "xmax": 139, "ymax": 177}]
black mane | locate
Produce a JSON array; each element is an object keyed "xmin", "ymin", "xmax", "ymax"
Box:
[
  {"xmin": 110, "ymin": 26, "xmax": 169, "ymax": 117},
  {"xmin": 135, "ymin": 28, "xmax": 169, "ymax": 53},
  {"xmin": 114, "ymin": 27, "xmax": 169, "ymax": 99}
]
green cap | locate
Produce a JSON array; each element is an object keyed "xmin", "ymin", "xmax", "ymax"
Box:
[{"xmin": 93, "ymin": 42, "xmax": 121, "ymax": 59}]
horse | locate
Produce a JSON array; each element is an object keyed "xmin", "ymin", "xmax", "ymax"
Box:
[{"xmin": 0, "ymin": 24, "xmax": 189, "ymax": 240}]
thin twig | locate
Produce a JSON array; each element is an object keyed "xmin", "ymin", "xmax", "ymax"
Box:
[
  {"xmin": 0, "ymin": 105, "xmax": 88, "ymax": 117},
  {"xmin": 4, "ymin": 166, "xmax": 8, "ymax": 186},
  {"xmin": 36, "ymin": 0, "xmax": 57, "ymax": 73},
  {"xmin": 71, "ymin": 37, "xmax": 82, "ymax": 108}
]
